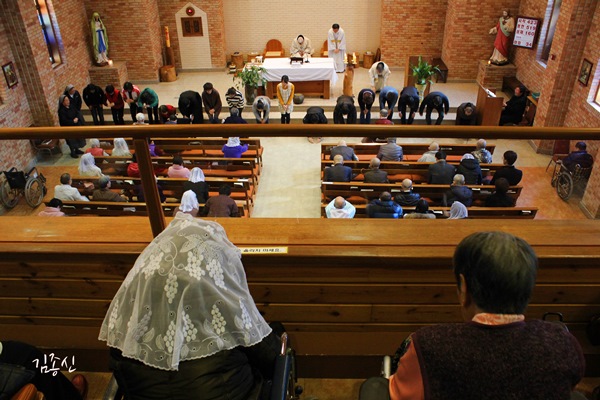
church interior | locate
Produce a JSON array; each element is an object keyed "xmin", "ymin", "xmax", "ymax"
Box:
[{"xmin": 1, "ymin": 0, "xmax": 600, "ymax": 398}]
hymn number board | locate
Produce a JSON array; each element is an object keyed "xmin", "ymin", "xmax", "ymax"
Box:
[{"xmin": 513, "ymin": 16, "xmax": 540, "ymax": 49}]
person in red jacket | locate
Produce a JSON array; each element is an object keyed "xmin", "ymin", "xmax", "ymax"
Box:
[
  {"xmin": 159, "ymin": 104, "xmax": 177, "ymax": 123},
  {"xmin": 105, "ymin": 85, "xmax": 125, "ymax": 125}
]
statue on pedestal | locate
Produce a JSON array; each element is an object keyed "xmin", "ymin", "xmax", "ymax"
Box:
[
  {"xmin": 91, "ymin": 12, "xmax": 109, "ymax": 66},
  {"xmin": 489, "ymin": 10, "xmax": 515, "ymax": 66}
]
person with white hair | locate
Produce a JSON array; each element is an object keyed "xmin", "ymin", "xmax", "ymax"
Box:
[
  {"xmin": 394, "ymin": 179, "xmax": 421, "ymax": 207},
  {"xmin": 172, "ymin": 190, "xmax": 199, "ymax": 217},
  {"xmin": 377, "ymin": 137, "xmax": 403, "ymax": 161},
  {"xmin": 444, "ymin": 174, "xmax": 473, "ymax": 207},
  {"xmin": 223, "ymin": 107, "xmax": 247, "ymax": 124},
  {"xmin": 330, "ymin": 140, "xmax": 358, "ymax": 161},
  {"xmin": 78, "ymin": 153, "xmax": 103, "ymax": 177},
  {"xmin": 447, "ymin": 201, "xmax": 468, "ymax": 219},
  {"xmin": 133, "ymin": 112, "xmax": 147, "ymax": 125},
  {"xmin": 471, "ymin": 139, "xmax": 493, "ymax": 164},
  {"xmin": 222, "ymin": 137, "xmax": 248, "ymax": 158},
  {"xmin": 85, "ymin": 138, "xmax": 109, "ymax": 157},
  {"xmin": 183, "ymin": 167, "xmax": 209, "ymax": 203},
  {"xmin": 418, "ymin": 142, "xmax": 440, "ymax": 162},
  {"xmin": 111, "ymin": 138, "xmax": 131, "ymax": 157},
  {"xmin": 457, "ymin": 153, "xmax": 483, "ymax": 184},
  {"xmin": 375, "ymin": 109, "xmax": 394, "ymax": 125},
  {"xmin": 325, "ymin": 196, "xmax": 356, "ymax": 218},
  {"xmin": 99, "ymin": 214, "xmax": 280, "ymax": 399},
  {"xmin": 92, "ymin": 175, "xmax": 127, "ymax": 202}
]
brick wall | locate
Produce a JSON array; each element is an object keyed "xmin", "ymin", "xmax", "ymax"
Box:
[
  {"xmin": 220, "ymin": 0, "xmax": 380, "ymax": 65},
  {"xmin": 158, "ymin": 0, "xmax": 226, "ymax": 69},
  {"xmin": 442, "ymin": 0, "xmax": 521, "ymax": 80},
  {"xmin": 84, "ymin": 0, "xmax": 162, "ymax": 81},
  {"xmin": 380, "ymin": 0, "xmax": 448, "ymax": 68}
]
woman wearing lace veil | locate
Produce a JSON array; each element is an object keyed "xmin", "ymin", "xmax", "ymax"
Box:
[{"xmin": 99, "ymin": 214, "xmax": 279, "ymax": 399}]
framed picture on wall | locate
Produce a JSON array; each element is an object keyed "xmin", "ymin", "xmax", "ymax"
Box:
[
  {"xmin": 578, "ymin": 59, "xmax": 593, "ymax": 87},
  {"xmin": 2, "ymin": 62, "xmax": 18, "ymax": 88},
  {"xmin": 513, "ymin": 17, "xmax": 541, "ymax": 49}
]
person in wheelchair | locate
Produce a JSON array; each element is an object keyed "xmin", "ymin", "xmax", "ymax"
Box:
[
  {"xmin": 562, "ymin": 141, "xmax": 594, "ymax": 171},
  {"xmin": 99, "ymin": 213, "xmax": 280, "ymax": 400},
  {"xmin": 367, "ymin": 232, "xmax": 585, "ymax": 400}
]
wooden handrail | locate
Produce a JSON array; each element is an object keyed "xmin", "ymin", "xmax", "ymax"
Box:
[
  {"xmin": 133, "ymin": 139, "xmax": 165, "ymax": 236},
  {"xmin": 1, "ymin": 125, "xmax": 599, "ymax": 140}
]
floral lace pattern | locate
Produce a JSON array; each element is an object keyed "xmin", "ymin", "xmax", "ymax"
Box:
[{"xmin": 99, "ymin": 213, "xmax": 272, "ymax": 371}]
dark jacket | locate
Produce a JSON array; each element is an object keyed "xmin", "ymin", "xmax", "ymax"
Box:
[
  {"xmin": 202, "ymin": 194, "xmax": 239, "ymax": 217},
  {"xmin": 83, "ymin": 84, "xmax": 107, "ymax": 107},
  {"xmin": 395, "ymin": 191, "xmax": 421, "ymax": 207},
  {"xmin": 358, "ymin": 88, "xmax": 375, "ymax": 111},
  {"xmin": 178, "ymin": 90, "xmax": 204, "ymax": 124},
  {"xmin": 323, "ymin": 164, "xmax": 352, "ymax": 182},
  {"xmin": 64, "ymin": 90, "xmax": 83, "ymax": 111},
  {"xmin": 364, "ymin": 169, "xmax": 388, "ymax": 183},
  {"xmin": 428, "ymin": 161, "xmax": 456, "ymax": 184},
  {"xmin": 445, "ymin": 185, "xmax": 473, "ymax": 207},
  {"xmin": 419, "ymin": 92, "xmax": 450, "ymax": 114},
  {"xmin": 366, "ymin": 199, "xmax": 402, "ymax": 218},
  {"xmin": 303, "ymin": 106, "xmax": 328, "ymax": 124},
  {"xmin": 202, "ymin": 90, "xmax": 223, "ymax": 115},
  {"xmin": 562, "ymin": 151, "xmax": 594, "ymax": 170},
  {"xmin": 377, "ymin": 143, "xmax": 404, "ymax": 161},
  {"xmin": 457, "ymin": 159, "xmax": 483, "ymax": 185},
  {"xmin": 58, "ymin": 105, "xmax": 84, "ymax": 126},
  {"xmin": 399, "ymin": 86, "xmax": 420, "ymax": 124},
  {"xmin": 490, "ymin": 166, "xmax": 523, "ymax": 186},
  {"xmin": 333, "ymin": 95, "xmax": 357, "ymax": 124},
  {"xmin": 455, "ymin": 102, "xmax": 477, "ymax": 125},
  {"xmin": 500, "ymin": 94, "xmax": 527, "ymax": 125},
  {"xmin": 485, "ymin": 192, "xmax": 515, "ymax": 207},
  {"xmin": 330, "ymin": 146, "xmax": 357, "ymax": 161}
]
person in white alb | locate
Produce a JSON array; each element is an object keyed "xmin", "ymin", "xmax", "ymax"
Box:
[{"xmin": 328, "ymin": 23, "xmax": 346, "ymax": 73}]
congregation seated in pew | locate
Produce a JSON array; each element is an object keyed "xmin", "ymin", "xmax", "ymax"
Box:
[
  {"xmin": 202, "ymin": 185, "xmax": 240, "ymax": 217},
  {"xmin": 418, "ymin": 142, "xmax": 439, "ymax": 162},
  {"xmin": 184, "ymin": 167, "xmax": 210, "ymax": 203},
  {"xmin": 172, "ymin": 190, "xmax": 200, "ymax": 217},
  {"xmin": 54, "ymin": 173, "xmax": 90, "ymax": 202},
  {"xmin": 489, "ymin": 150, "xmax": 523, "ymax": 185},
  {"xmin": 395, "ymin": 179, "xmax": 421, "ymax": 206},
  {"xmin": 325, "ymin": 196, "xmax": 356, "ymax": 218},
  {"xmin": 38, "ymin": 198, "xmax": 66, "ymax": 217},
  {"xmin": 366, "ymin": 191, "xmax": 402, "ymax": 219},
  {"xmin": 428, "ymin": 151, "xmax": 456, "ymax": 184},
  {"xmin": 167, "ymin": 155, "xmax": 191, "ymax": 178},
  {"xmin": 485, "ymin": 177, "xmax": 516, "ymax": 207},
  {"xmin": 403, "ymin": 199, "xmax": 435, "ymax": 219},
  {"xmin": 92, "ymin": 175, "xmax": 128, "ymax": 202},
  {"xmin": 324, "ymin": 155, "xmax": 353, "ymax": 182},
  {"xmin": 363, "ymin": 158, "xmax": 388, "ymax": 183},
  {"xmin": 377, "ymin": 137, "xmax": 403, "ymax": 161},
  {"xmin": 444, "ymin": 174, "xmax": 473, "ymax": 207},
  {"xmin": 457, "ymin": 153, "xmax": 483, "ymax": 185}
]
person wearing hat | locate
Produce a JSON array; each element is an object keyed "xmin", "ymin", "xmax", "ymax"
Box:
[
  {"xmin": 222, "ymin": 137, "xmax": 248, "ymax": 158},
  {"xmin": 369, "ymin": 61, "xmax": 391, "ymax": 92},
  {"xmin": 457, "ymin": 153, "xmax": 483, "ymax": 185},
  {"xmin": 92, "ymin": 176, "xmax": 127, "ymax": 202}
]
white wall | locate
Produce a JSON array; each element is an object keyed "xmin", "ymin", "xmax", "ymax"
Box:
[
  {"xmin": 223, "ymin": 0, "xmax": 381, "ymax": 61},
  {"xmin": 177, "ymin": 4, "xmax": 212, "ymax": 69}
]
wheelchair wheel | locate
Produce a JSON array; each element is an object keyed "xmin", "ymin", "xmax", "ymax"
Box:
[
  {"xmin": 556, "ymin": 172, "xmax": 574, "ymax": 201},
  {"xmin": 0, "ymin": 180, "xmax": 20, "ymax": 208},
  {"xmin": 25, "ymin": 177, "xmax": 45, "ymax": 207}
]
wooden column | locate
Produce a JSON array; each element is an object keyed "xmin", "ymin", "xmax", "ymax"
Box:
[{"xmin": 133, "ymin": 139, "xmax": 165, "ymax": 237}]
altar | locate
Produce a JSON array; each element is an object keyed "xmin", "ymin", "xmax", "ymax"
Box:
[{"xmin": 261, "ymin": 57, "xmax": 338, "ymax": 99}]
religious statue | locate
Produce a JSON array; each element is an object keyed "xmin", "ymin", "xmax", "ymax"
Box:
[
  {"xmin": 488, "ymin": 10, "xmax": 515, "ymax": 66},
  {"xmin": 91, "ymin": 12, "xmax": 109, "ymax": 66}
]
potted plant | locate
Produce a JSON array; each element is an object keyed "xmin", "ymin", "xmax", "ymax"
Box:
[
  {"xmin": 234, "ymin": 65, "xmax": 267, "ymax": 105},
  {"xmin": 411, "ymin": 56, "xmax": 441, "ymax": 100}
]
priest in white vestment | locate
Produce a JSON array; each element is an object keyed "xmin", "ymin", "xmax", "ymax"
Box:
[
  {"xmin": 290, "ymin": 35, "xmax": 313, "ymax": 58},
  {"xmin": 328, "ymin": 24, "xmax": 346, "ymax": 73}
]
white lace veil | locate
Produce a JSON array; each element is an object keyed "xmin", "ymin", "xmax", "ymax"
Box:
[
  {"xmin": 78, "ymin": 153, "xmax": 103, "ymax": 176},
  {"xmin": 448, "ymin": 202, "xmax": 468, "ymax": 219},
  {"xmin": 180, "ymin": 190, "xmax": 198, "ymax": 212},
  {"xmin": 189, "ymin": 167, "xmax": 205, "ymax": 183},
  {"xmin": 99, "ymin": 214, "xmax": 272, "ymax": 371},
  {"xmin": 226, "ymin": 137, "xmax": 241, "ymax": 147},
  {"xmin": 112, "ymin": 138, "xmax": 131, "ymax": 157}
]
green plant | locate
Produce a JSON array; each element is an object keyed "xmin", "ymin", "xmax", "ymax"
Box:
[
  {"xmin": 233, "ymin": 65, "xmax": 267, "ymax": 90},
  {"xmin": 411, "ymin": 56, "xmax": 441, "ymax": 85}
]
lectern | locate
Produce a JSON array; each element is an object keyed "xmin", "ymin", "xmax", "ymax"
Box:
[{"xmin": 475, "ymin": 84, "xmax": 504, "ymax": 126}]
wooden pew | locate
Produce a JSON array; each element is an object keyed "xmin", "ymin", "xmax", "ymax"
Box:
[
  {"xmin": 55, "ymin": 200, "xmax": 249, "ymax": 218},
  {"xmin": 121, "ymin": 137, "xmax": 264, "ymax": 166},
  {"xmin": 70, "ymin": 176, "xmax": 254, "ymax": 213},
  {"xmin": 94, "ymin": 156, "xmax": 259, "ymax": 187},
  {"xmin": 321, "ymin": 181, "xmax": 522, "ymax": 206},
  {"xmin": 321, "ymin": 160, "xmax": 505, "ymax": 183},
  {"xmin": 0, "ymin": 218, "xmax": 598, "ymax": 378},
  {"xmin": 321, "ymin": 142, "xmax": 496, "ymax": 161},
  {"xmin": 320, "ymin": 204, "xmax": 538, "ymax": 219}
]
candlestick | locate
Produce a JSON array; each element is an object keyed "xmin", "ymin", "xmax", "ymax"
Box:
[{"xmin": 164, "ymin": 26, "xmax": 171, "ymax": 48}]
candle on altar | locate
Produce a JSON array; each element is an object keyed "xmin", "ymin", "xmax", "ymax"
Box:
[
  {"xmin": 344, "ymin": 53, "xmax": 348, "ymax": 64},
  {"xmin": 108, "ymin": 60, "xmax": 113, "ymax": 66},
  {"xmin": 352, "ymin": 52, "xmax": 357, "ymax": 64},
  {"xmin": 164, "ymin": 26, "xmax": 171, "ymax": 48}
]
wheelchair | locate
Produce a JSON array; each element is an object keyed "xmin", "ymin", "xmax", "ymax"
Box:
[
  {"xmin": 550, "ymin": 160, "xmax": 592, "ymax": 201},
  {"xmin": 103, "ymin": 333, "xmax": 303, "ymax": 400},
  {"xmin": 1, "ymin": 167, "xmax": 47, "ymax": 208}
]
